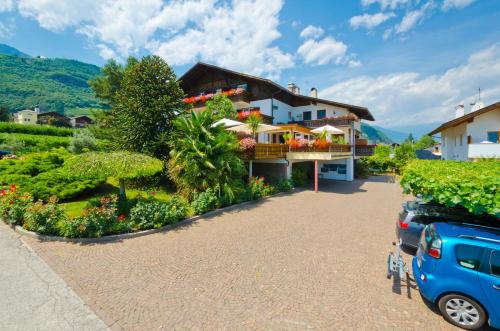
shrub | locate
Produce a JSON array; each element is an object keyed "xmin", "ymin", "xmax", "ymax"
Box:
[
  {"xmin": 366, "ymin": 144, "xmax": 394, "ymax": 173},
  {"xmin": 59, "ymin": 198, "xmax": 129, "ymax": 238},
  {"xmin": 274, "ymin": 178, "xmax": 294, "ymax": 192},
  {"xmin": 292, "ymin": 166, "xmax": 307, "ymax": 187},
  {"xmin": 129, "ymin": 195, "xmax": 188, "ymax": 230},
  {"xmin": 239, "ymin": 137, "xmax": 256, "ymax": 150},
  {"xmin": 355, "ymin": 158, "xmax": 370, "ymax": 179},
  {"xmin": 400, "ymin": 160, "xmax": 500, "ymax": 217},
  {"xmin": 0, "ymin": 122, "xmax": 74, "ymax": 136},
  {"xmin": 0, "ymin": 149, "xmax": 105, "ymax": 201},
  {"xmin": 0, "ymin": 133, "xmax": 70, "ymax": 154},
  {"xmin": 23, "ymin": 197, "xmax": 67, "ymax": 235},
  {"xmin": 393, "ymin": 142, "xmax": 416, "ymax": 173},
  {"xmin": 246, "ymin": 176, "xmax": 275, "ymax": 200},
  {"xmin": 191, "ymin": 188, "xmax": 219, "ymax": 214},
  {"xmin": 0, "ymin": 184, "xmax": 33, "ymax": 225},
  {"xmin": 68, "ymin": 129, "xmax": 98, "ymax": 153}
]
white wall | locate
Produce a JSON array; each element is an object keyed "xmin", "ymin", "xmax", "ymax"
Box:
[
  {"xmin": 467, "ymin": 109, "xmax": 500, "ymax": 143},
  {"xmin": 318, "ymin": 158, "xmax": 353, "ymax": 181},
  {"xmin": 441, "ymin": 109, "xmax": 500, "ymax": 160},
  {"xmin": 441, "ymin": 123, "xmax": 467, "ymax": 160},
  {"xmin": 291, "ymin": 102, "xmax": 349, "ymax": 122}
]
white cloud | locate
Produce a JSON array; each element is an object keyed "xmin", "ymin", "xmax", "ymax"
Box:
[
  {"xmin": 297, "ymin": 37, "xmax": 348, "ymax": 66},
  {"xmin": 0, "ymin": 0, "xmax": 14, "ymax": 12},
  {"xmin": 12, "ymin": 0, "xmax": 293, "ymax": 79},
  {"xmin": 441, "ymin": 0, "xmax": 475, "ymax": 11},
  {"xmin": 320, "ymin": 44, "xmax": 500, "ymax": 128},
  {"xmin": 395, "ymin": 1, "xmax": 435, "ymax": 34},
  {"xmin": 382, "ymin": 27, "xmax": 393, "ymax": 39},
  {"xmin": 349, "ymin": 12, "xmax": 395, "ymax": 30},
  {"xmin": 361, "ymin": 0, "xmax": 411, "ymax": 10},
  {"xmin": 299, "ymin": 25, "xmax": 324, "ymax": 39},
  {"xmin": 348, "ymin": 59, "xmax": 362, "ymax": 68}
]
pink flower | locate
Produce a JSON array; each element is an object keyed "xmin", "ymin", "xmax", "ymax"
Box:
[{"xmin": 117, "ymin": 214, "xmax": 126, "ymax": 222}]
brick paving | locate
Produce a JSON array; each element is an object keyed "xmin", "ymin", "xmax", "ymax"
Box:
[{"xmin": 24, "ymin": 177, "xmax": 461, "ymax": 330}]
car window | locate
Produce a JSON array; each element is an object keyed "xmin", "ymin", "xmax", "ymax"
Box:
[
  {"xmin": 455, "ymin": 245, "xmax": 484, "ymax": 270},
  {"xmin": 491, "ymin": 251, "xmax": 500, "ymax": 276}
]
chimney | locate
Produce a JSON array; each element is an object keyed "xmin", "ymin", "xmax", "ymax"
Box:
[
  {"xmin": 310, "ymin": 87, "xmax": 318, "ymax": 98},
  {"xmin": 287, "ymin": 83, "xmax": 300, "ymax": 95},
  {"xmin": 455, "ymin": 104, "xmax": 465, "ymax": 118},
  {"xmin": 34, "ymin": 106, "xmax": 40, "ymax": 114}
]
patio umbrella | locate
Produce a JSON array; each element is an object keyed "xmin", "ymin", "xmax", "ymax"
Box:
[
  {"xmin": 226, "ymin": 123, "xmax": 279, "ymax": 134},
  {"xmin": 210, "ymin": 118, "xmax": 244, "ymax": 128},
  {"xmin": 310, "ymin": 124, "xmax": 344, "ymax": 135}
]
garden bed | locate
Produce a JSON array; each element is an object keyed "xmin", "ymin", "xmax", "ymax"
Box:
[{"xmin": 3, "ymin": 189, "xmax": 294, "ymax": 243}]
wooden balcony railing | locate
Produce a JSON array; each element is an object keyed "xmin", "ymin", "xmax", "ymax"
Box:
[
  {"xmin": 238, "ymin": 144, "xmax": 288, "ymax": 160},
  {"xmin": 355, "ymin": 145, "xmax": 376, "ymax": 156}
]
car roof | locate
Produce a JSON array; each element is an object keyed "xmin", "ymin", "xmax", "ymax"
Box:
[{"xmin": 433, "ymin": 222, "xmax": 500, "ymax": 246}]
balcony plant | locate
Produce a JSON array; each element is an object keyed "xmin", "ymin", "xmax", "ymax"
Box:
[{"xmin": 239, "ymin": 137, "xmax": 256, "ymax": 150}]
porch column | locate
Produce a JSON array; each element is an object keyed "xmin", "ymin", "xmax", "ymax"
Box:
[
  {"xmin": 314, "ymin": 160, "xmax": 318, "ymax": 193},
  {"xmin": 286, "ymin": 160, "xmax": 292, "ymax": 179},
  {"xmin": 249, "ymin": 160, "xmax": 253, "ymax": 178}
]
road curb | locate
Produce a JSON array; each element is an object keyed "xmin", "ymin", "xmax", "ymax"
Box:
[{"xmin": 5, "ymin": 190, "xmax": 294, "ymax": 243}]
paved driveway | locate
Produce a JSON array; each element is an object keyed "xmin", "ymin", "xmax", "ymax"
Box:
[{"xmin": 24, "ymin": 177, "xmax": 461, "ymax": 330}]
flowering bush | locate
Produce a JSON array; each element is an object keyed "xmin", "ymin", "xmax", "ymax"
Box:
[
  {"xmin": 239, "ymin": 137, "xmax": 256, "ymax": 150},
  {"xmin": 59, "ymin": 196, "xmax": 129, "ymax": 238},
  {"xmin": 313, "ymin": 139, "xmax": 330, "ymax": 149},
  {"xmin": 191, "ymin": 188, "xmax": 219, "ymax": 215},
  {"xmin": 129, "ymin": 195, "xmax": 188, "ymax": 230},
  {"xmin": 24, "ymin": 197, "xmax": 67, "ymax": 235},
  {"xmin": 247, "ymin": 176, "xmax": 275, "ymax": 200},
  {"xmin": 0, "ymin": 184, "xmax": 33, "ymax": 225}
]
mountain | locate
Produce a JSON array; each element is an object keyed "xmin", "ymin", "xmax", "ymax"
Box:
[
  {"xmin": 0, "ymin": 43, "xmax": 30, "ymax": 58},
  {"xmin": 371, "ymin": 125, "xmax": 408, "ymax": 143},
  {"xmin": 0, "ymin": 44, "xmax": 103, "ymax": 115},
  {"xmin": 360, "ymin": 122, "xmax": 394, "ymax": 144}
]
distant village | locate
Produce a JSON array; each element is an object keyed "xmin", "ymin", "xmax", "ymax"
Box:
[{"xmin": 12, "ymin": 107, "xmax": 93, "ymax": 128}]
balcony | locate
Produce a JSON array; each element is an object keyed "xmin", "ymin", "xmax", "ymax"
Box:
[
  {"xmin": 289, "ymin": 115, "xmax": 357, "ymax": 128},
  {"xmin": 238, "ymin": 144, "xmax": 288, "ymax": 160},
  {"xmin": 355, "ymin": 145, "xmax": 376, "ymax": 156},
  {"xmin": 468, "ymin": 143, "xmax": 500, "ymax": 159}
]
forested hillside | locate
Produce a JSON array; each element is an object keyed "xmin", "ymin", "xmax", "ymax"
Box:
[{"xmin": 0, "ymin": 52, "xmax": 103, "ymax": 115}]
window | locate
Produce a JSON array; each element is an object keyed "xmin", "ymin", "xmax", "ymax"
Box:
[
  {"xmin": 317, "ymin": 109, "xmax": 326, "ymax": 119},
  {"xmin": 455, "ymin": 244, "xmax": 484, "ymax": 270},
  {"xmin": 303, "ymin": 111, "xmax": 311, "ymax": 121},
  {"xmin": 491, "ymin": 251, "xmax": 500, "ymax": 276},
  {"xmin": 454, "ymin": 136, "xmax": 457, "ymax": 147},
  {"xmin": 459, "ymin": 134, "xmax": 463, "ymax": 146},
  {"xmin": 288, "ymin": 111, "xmax": 292, "ymax": 121},
  {"xmin": 487, "ymin": 131, "xmax": 499, "ymax": 143},
  {"xmin": 467, "ymin": 135, "xmax": 472, "ymax": 144}
]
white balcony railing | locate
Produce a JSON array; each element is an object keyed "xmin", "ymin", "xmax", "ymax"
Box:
[{"xmin": 468, "ymin": 143, "xmax": 500, "ymax": 159}]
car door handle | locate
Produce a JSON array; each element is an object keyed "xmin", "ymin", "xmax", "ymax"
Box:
[{"xmin": 493, "ymin": 285, "xmax": 500, "ymax": 290}]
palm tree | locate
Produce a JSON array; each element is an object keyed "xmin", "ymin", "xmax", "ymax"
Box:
[
  {"xmin": 168, "ymin": 110, "xmax": 245, "ymax": 201},
  {"xmin": 246, "ymin": 113, "xmax": 262, "ymax": 140}
]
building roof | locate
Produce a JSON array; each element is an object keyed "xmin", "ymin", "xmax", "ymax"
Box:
[
  {"xmin": 180, "ymin": 62, "xmax": 375, "ymax": 121},
  {"xmin": 429, "ymin": 101, "xmax": 500, "ymax": 136},
  {"xmin": 276, "ymin": 124, "xmax": 312, "ymax": 135}
]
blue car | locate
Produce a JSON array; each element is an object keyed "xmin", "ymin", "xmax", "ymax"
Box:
[{"xmin": 413, "ymin": 222, "xmax": 500, "ymax": 330}]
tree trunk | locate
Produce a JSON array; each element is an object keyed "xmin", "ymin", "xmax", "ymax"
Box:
[{"xmin": 119, "ymin": 179, "xmax": 126, "ymax": 199}]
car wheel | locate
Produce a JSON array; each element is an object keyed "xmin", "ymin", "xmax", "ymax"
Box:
[{"xmin": 438, "ymin": 294, "xmax": 486, "ymax": 330}]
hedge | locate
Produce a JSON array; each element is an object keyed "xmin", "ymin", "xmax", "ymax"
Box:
[
  {"xmin": 0, "ymin": 133, "xmax": 70, "ymax": 153},
  {"xmin": 400, "ymin": 160, "xmax": 500, "ymax": 217},
  {"xmin": 0, "ymin": 122, "xmax": 75, "ymax": 136}
]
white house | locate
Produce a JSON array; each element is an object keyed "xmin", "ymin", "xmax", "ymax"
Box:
[
  {"xmin": 13, "ymin": 109, "xmax": 38, "ymax": 125},
  {"xmin": 429, "ymin": 101, "xmax": 500, "ymax": 160},
  {"xmin": 179, "ymin": 62, "xmax": 375, "ymax": 187}
]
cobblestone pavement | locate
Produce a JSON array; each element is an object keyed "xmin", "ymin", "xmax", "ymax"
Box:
[
  {"xmin": 0, "ymin": 222, "xmax": 108, "ymax": 331},
  {"xmin": 24, "ymin": 177, "xmax": 463, "ymax": 330}
]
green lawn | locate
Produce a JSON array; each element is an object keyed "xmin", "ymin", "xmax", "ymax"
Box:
[{"xmin": 61, "ymin": 177, "xmax": 174, "ymax": 218}]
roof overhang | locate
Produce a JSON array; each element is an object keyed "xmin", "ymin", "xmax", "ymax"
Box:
[{"xmin": 428, "ymin": 101, "xmax": 500, "ymax": 136}]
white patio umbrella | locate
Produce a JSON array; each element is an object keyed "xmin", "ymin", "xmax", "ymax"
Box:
[
  {"xmin": 310, "ymin": 124, "xmax": 344, "ymax": 135},
  {"xmin": 226, "ymin": 123, "xmax": 279, "ymax": 134},
  {"xmin": 210, "ymin": 118, "xmax": 244, "ymax": 128}
]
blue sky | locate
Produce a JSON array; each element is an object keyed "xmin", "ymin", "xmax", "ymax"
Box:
[{"xmin": 1, "ymin": 0, "xmax": 499, "ymax": 135}]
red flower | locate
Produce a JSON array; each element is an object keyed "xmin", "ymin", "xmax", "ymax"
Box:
[
  {"xmin": 0, "ymin": 189, "xmax": 5, "ymax": 196},
  {"xmin": 117, "ymin": 214, "xmax": 126, "ymax": 222},
  {"xmin": 9, "ymin": 200, "xmax": 14, "ymax": 205},
  {"xmin": 9, "ymin": 184, "xmax": 16, "ymax": 192},
  {"xmin": 150, "ymin": 191, "xmax": 157, "ymax": 196}
]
